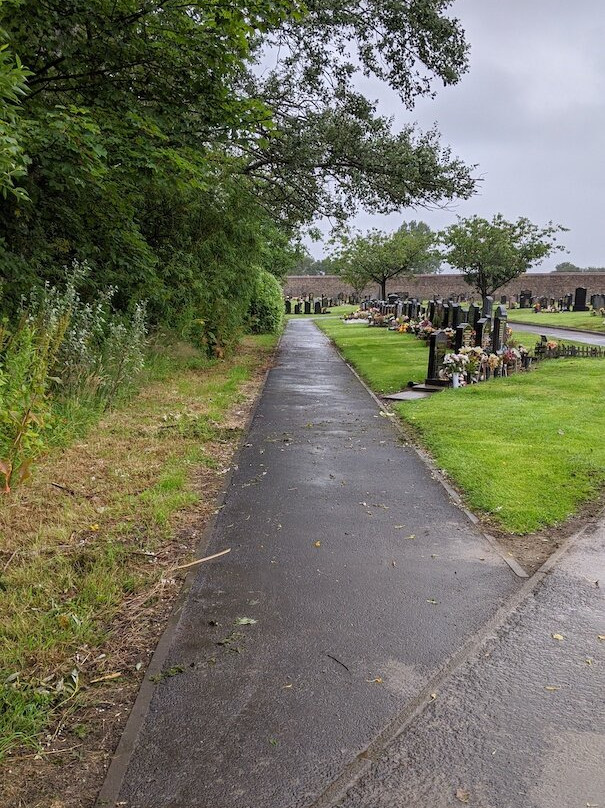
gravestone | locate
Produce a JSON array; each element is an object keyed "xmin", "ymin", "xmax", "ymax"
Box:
[
  {"xmin": 294, "ymin": 303, "xmax": 301, "ymax": 314},
  {"xmin": 396, "ymin": 301, "xmax": 403, "ymax": 318},
  {"xmin": 428, "ymin": 300, "xmax": 436, "ymax": 323},
  {"xmin": 476, "ymin": 317, "xmax": 492, "ymax": 352},
  {"xmin": 426, "ymin": 330, "xmax": 449, "ymax": 386},
  {"xmin": 314, "ymin": 300, "xmax": 321, "ymax": 314},
  {"xmin": 519, "ymin": 289, "xmax": 532, "ymax": 308},
  {"xmin": 455, "ymin": 323, "xmax": 473, "ymax": 352},
  {"xmin": 388, "ymin": 293, "xmax": 399, "ymax": 304},
  {"xmin": 433, "ymin": 301, "xmax": 444, "ymax": 329},
  {"xmin": 443, "ymin": 303, "xmax": 451, "ymax": 328},
  {"xmin": 451, "ymin": 302, "xmax": 462, "ymax": 328},
  {"xmin": 539, "ymin": 296, "xmax": 548, "ymax": 308},
  {"xmin": 573, "ymin": 286, "xmax": 588, "ymax": 311},
  {"xmin": 304, "ymin": 299, "xmax": 311, "ymax": 315},
  {"xmin": 500, "ymin": 295, "xmax": 507, "ymax": 304},
  {"xmin": 492, "ymin": 305, "xmax": 508, "ymax": 353},
  {"xmin": 563, "ymin": 294, "xmax": 573, "ymax": 311},
  {"xmin": 285, "ymin": 299, "xmax": 292, "ymax": 314},
  {"xmin": 591, "ymin": 294, "xmax": 605, "ymax": 310},
  {"xmin": 409, "ymin": 299, "xmax": 419, "ymax": 319},
  {"xmin": 482, "ymin": 296, "xmax": 494, "ymax": 317},
  {"xmin": 467, "ymin": 304, "xmax": 480, "ymax": 331}
]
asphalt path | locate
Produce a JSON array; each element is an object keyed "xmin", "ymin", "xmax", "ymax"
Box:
[
  {"xmin": 338, "ymin": 520, "xmax": 605, "ymax": 808},
  {"xmin": 508, "ymin": 320, "xmax": 605, "ymax": 346},
  {"xmin": 103, "ymin": 320, "xmax": 521, "ymax": 808}
]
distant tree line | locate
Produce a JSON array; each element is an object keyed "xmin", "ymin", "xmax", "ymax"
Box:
[{"xmin": 554, "ymin": 262, "xmax": 605, "ymax": 273}]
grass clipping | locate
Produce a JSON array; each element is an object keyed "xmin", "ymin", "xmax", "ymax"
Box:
[{"xmin": 0, "ymin": 335, "xmax": 275, "ymax": 801}]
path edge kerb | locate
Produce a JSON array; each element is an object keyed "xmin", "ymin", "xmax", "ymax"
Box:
[
  {"xmin": 313, "ymin": 321, "xmax": 529, "ymax": 578},
  {"xmin": 308, "ymin": 513, "xmax": 604, "ymax": 808},
  {"xmin": 94, "ymin": 335, "xmax": 283, "ymax": 808}
]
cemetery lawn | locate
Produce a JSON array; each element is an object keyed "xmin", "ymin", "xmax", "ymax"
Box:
[
  {"xmin": 318, "ymin": 319, "xmax": 605, "ymax": 534},
  {"xmin": 507, "ymin": 309, "xmax": 605, "ymax": 333},
  {"xmin": 0, "ymin": 335, "xmax": 276, "ymax": 771}
]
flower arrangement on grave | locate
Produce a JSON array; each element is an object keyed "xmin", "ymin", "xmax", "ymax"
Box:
[
  {"xmin": 546, "ymin": 340, "xmax": 558, "ymax": 350},
  {"xmin": 442, "ymin": 352, "xmax": 469, "ymax": 375},
  {"xmin": 487, "ymin": 353, "xmax": 502, "ymax": 370},
  {"xmin": 460, "ymin": 345, "xmax": 483, "ymax": 376},
  {"xmin": 398, "ymin": 322, "xmax": 410, "ymax": 333},
  {"xmin": 502, "ymin": 347, "xmax": 521, "ymax": 365},
  {"xmin": 343, "ymin": 308, "xmax": 371, "ymax": 321}
]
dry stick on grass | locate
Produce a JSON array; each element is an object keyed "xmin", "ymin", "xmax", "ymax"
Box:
[{"xmin": 173, "ymin": 548, "xmax": 231, "ymax": 571}]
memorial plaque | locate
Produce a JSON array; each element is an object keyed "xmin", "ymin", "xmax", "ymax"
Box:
[
  {"xmin": 455, "ymin": 323, "xmax": 473, "ymax": 352},
  {"xmin": 476, "ymin": 317, "xmax": 492, "ymax": 351}
]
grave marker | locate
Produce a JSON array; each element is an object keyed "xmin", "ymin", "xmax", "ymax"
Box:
[
  {"xmin": 573, "ymin": 286, "xmax": 588, "ymax": 311},
  {"xmin": 426, "ymin": 330, "xmax": 449, "ymax": 386}
]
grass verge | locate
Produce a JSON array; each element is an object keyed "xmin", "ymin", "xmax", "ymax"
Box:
[
  {"xmin": 507, "ymin": 309, "xmax": 605, "ymax": 332},
  {"xmin": 0, "ymin": 334, "xmax": 276, "ymax": 806},
  {"xmin": 317, "ymin": 319, "xmax": 605, "ymax": 535}
]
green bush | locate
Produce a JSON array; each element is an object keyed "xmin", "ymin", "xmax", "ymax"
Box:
[{"xmin": 247, "ymin": 269, "xmax": 284, "ymax": 335}]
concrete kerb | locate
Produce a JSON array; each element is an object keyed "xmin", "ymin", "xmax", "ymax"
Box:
[
  {"xmin": 95, "ymin": 338, "xmax": 282, "ymax": 808},
  {"xmin": 308, "ymin": 514, "xmax": 604, "ymax": 808},
  {"xmin": 313, "ymin": 321, "xmax": 530, "ymax": 579}
]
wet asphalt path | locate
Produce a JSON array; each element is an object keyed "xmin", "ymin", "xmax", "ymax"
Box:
[
  {"xmin": 109, "ymin": 320, "xmax": 522, "ymax": 808},
  {"xmin": 338, "ymin": 521, "xmax": 605, "ymax": 808},
  {"xmin": 508, "ymin": 321, "xmax": 605, "ymax": 346}
]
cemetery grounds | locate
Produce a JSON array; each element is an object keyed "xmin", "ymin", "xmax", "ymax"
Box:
[{"xmin": 317, "ymin": 315, "xmax": 605, "ymax": 568}]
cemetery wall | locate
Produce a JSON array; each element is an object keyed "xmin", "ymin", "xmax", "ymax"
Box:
[{"xmin": 283, "ymin": 273, "xmax": 605, "ymax": 300}]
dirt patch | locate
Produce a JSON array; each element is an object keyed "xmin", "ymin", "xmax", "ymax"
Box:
[
  {"xmin": 488, "ymin": 490, "xmax": 605, "ymax": 575},
  {"xmin": 0, "ymin": 341, "xmax": 275, "ymax": 808}
]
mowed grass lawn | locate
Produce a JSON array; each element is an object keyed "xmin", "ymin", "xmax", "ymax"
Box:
[
  {"xmin": 507, "ymin": 308, "xmax": 605, "ymax": 333},
  {"xmin": 317, "ymin": 319, "xmax": 605, "ymax": 534}
]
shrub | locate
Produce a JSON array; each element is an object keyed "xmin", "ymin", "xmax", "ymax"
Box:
[
  {"xmin": 0, "ymin": 268, "xmax": 147, "ymax": 491},
  {"xmin": 247, "ymin": 269, "xmax": 284, "ymax": 335}
]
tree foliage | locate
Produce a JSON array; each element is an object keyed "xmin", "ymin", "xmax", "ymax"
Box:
[
  {"xmin": 0, "ymin": 0, "xmax": 477, "ymax": 350},
  {"xmin": 442, "ymin": 215, "xmax": 566, "ymax": 301},
  {"xmin": 337, "ymin": 221, "xmax": 440, "ymax": 299}
]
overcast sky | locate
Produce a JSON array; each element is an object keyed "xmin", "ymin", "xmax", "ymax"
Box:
[{"xmin": 310, "ymin": 0, "xmax": 605, "ymax": 269}]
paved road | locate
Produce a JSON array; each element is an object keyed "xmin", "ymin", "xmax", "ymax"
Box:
[
  {"xmin": 338, "ymin": 520, "xmax": 605, "ymax": 808},
  {"xmin": 103, "ymin": 320, "xmax": 521, "ymax": 808},
  {"xmin": 508, "ymin": 320, "xmax": 605, "ymax": 346}
]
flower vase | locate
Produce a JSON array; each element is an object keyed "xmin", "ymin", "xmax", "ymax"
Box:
[{"xmin": 452, "ymin": 372, "xmax": 460, "ymax": 388}]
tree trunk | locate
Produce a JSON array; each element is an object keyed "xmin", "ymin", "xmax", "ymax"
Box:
[{"xmin": 380, "ymin": 278, "xmax": 387, "ymax": 300}]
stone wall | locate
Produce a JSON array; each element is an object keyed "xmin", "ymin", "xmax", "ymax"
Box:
[{"xmin": 283, "ymin": 273, "xmax": 605, "ymax": 301}]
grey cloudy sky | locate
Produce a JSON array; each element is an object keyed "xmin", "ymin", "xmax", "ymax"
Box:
[{"xmin": 312, "ymin": 0, "xmax": 605, "ymax": 268}]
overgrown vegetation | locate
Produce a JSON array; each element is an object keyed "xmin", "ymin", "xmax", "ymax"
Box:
[
  {"xmin": 0, "ymin": 334, "xmax": 276, "ymax": 761},
  {"xmin": 318, "ymin": 318, "xmax": 605, "ymax": 533},
  {"xmin": 0, "ymin": 270, "xmax": 147, "ymax": 491}
]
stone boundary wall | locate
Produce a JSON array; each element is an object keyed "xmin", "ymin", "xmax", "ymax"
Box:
[{"xmin": 283, "ymin": 273, "xmax": 605, "ymax": 300}]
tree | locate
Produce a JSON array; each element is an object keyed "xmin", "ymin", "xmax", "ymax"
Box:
[
  {"xmin": 441, "ymin": 215, "xmax": 566, "ymax": 302},
  {"xmin": 337, "ymin": 221, "xmax": 439, "ymax": 300},
  {"xmin": 554, "ymin": 261, "xmax": 581, "ymax": 273},
  {"xmin": 0, "ymin": 0, "xmax": 477, "ymax": 351}
]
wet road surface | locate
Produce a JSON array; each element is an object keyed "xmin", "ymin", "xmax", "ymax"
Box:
[
  {"xmin": 104, "ymin": 320, "xmax": 521, "ymax": 808},
  {"xmin": 338, "ymin": 521, "xmax": 605, "ymax": 808},
  {"xmin": 508, "ymin": 320, "xmax": 605, "ymax": 346}
]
